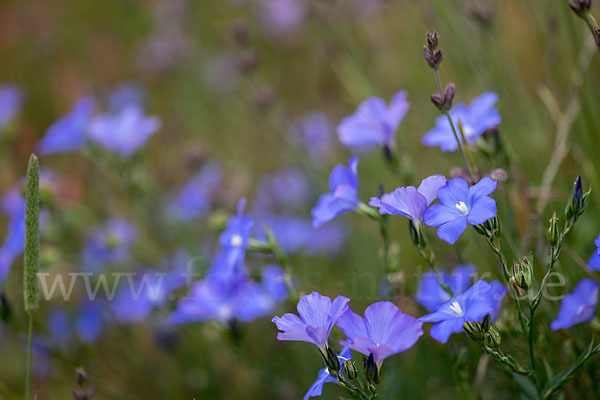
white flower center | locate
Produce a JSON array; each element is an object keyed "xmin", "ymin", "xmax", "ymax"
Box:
[
  {"xmin": 230, "ymin": 234, "xmax": 243, "ymax": 246},
  {"xmin": 455, "ymin": 201, "xmax": 469, "ymax": 215},
  {"xmin": 449, "ymin": 301, "xmax": 464, "ymax": 316},
  {"xmin": 218, "ymin": 304, "xmax": 232, "ymax": 319},
  {"xmin": 463, "ymin": 125, "xmax": 474, "ymax": 138}
]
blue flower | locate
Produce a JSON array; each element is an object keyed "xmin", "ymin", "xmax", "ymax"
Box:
[
  {"xmin": 253, "ymin": 169, "xmax": 312, "ymax": 212},
  {"xmin": 293, "ymin": 112, "xmax": 334, "ymax": 160},
  {"xmin": 111, "ymin": 270, "xmax": 186, "ymax": 323},
  {"xmin": 82, "ymin": 219, "xmax": 138, "ymax": 272},
  {"xmin": 87, "ymin": 104, "xmax": 161, "ymax": 157},
  {"xmin": 167, "ymin": 162, "xmax": 222, "ymax": 220},
  {"xmin": 416, "ymin": 264, "xmax": 476, "ymax": 311},
  {"xmin": 260, "ymin": 0, "xmax": 306, "ymax": 34},
  {"xmin": 595, "ymin": 234, "xmax": 600, "ymax": 256},
  {"xmin": 488, "ymin": 281, "xmax": 508, "ymax": 320},
  {"xmin": 420, "ymin": 280, "xmax": 504, "ymax": 343},
  {"xmin": 423, "ymin": 177, "xmax": 497, "ymax": 244},
  {"xmin": 0, "ymin": 173, "xmax": 57, "ymax": 283},
  {"xmin": 169, "ymin": 268, "xmax": 285, "ymax": 325},
  {"xmin": 108, "ymin": 83, "xmax": 146, "ymax": 112},
  {"xmin": 272, "ymin": 292, "xmax": 350, "ymax": 351},
  {"xmin": 337, "ymin": 301, "xmax": 423, "ymax": 366},
  {"xmin": 38, "ymin": 97, "xmax": 93, "ymax": 155},
  {"xmin": 337, "ymin": 91, "xmax": 410, "ymax": 148},
  {"xmin": 208, "ymin": 199, "xmax": 253, "ymax": 280},
  {"xmin": 588, "ymin": 252, "xmax": 600, "ymax": 271},
  {"xmin": 261, "ymin": 265, "xmax": 289, "ymax": 302},
  {"xmin": 75, "ymin": 300, "xmax": 105, "ymax": 343},
  {"xmin": 312, "ymin": 157, "xmax": 360, "ymax": 228},
  {"xmin": 422, "ymin": 92, "xmax": 500, "ymax": 152},
  {"xmin": 304, "ymin": 348, "xmax": 352, "ymax": 400},
  {"xmin": 551, "ymin": 279, "xmax": 598, "ymax": 330},
  {"xmin": 47, "ymin": 308, "xmax": 72, "ymax": 348},
  {"xmin": 0, "ymin": 84, "xmax": 23, "ymax": 130},
  {"xmin": 369, "ymin": 175, "xmax": 447, "ymax": 225},
  {"xmin": 0, "ymin": 195, "xmax": 25, "ymax": 284}
]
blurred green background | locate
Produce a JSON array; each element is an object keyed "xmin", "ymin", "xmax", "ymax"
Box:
[{"xmin": 0, "ymin": 0, "xmax": 599, "ymax": 399}]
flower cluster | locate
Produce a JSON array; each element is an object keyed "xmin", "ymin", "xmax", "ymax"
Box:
[
  {"xmin": 37, "ymin": 88, "xmax": 160, "ymax": 157},
  {"xmin": 169, "ymin": 199, "xmax": 288, "ymax": 325},
  {"xmin": 274, "ymin": 279, "xmax": 504, "ymax": 397}
]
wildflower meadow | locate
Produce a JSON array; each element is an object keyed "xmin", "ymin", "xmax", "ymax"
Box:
[{"xmin": 1, "ymin": 0, "xmax": 600, "ymax": 399}]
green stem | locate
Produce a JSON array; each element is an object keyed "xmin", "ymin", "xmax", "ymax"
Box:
[
  {"xmin": 444, "ymin": 112, "xmax": 477, "ymax": 181},
  {"xmin": 25, "ymin": 315, "xmax": 33, "ymax": 400},
  {"xmin": 415, "ymin": 238, "xmax": 454, "ymax": 297},
  {"xmin": 527, "ymin": 304, "xmax": 540, "ymax": 391},
  {"xmin": 583, "ymin": 12, "xmax": 600, "ymax": 58},
  {"xmin": 482, "ymin": 346, "xmax": 532, "ymax": 376}
]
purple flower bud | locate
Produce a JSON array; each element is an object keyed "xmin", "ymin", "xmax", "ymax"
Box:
[
  {"xmin": 489, "ymin": 168, "xmax": 508, "ymax": 182},
  {"xmin": 429, "ymin": 93, "xmax": 444, "ymax": 108},
  {"xmin": 426, "ymin": 30, "xmax": 439, "ymax": 50},
  {"xmin": 443, "ymin": 82, "xmax": 456, "ymax": 109}
]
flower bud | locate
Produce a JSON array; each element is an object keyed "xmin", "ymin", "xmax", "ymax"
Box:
[
  {"xmin": 364, "ymin": 353, "xmax": 380, "ymax": 385},
  {"xmin": 512, "ymin": 256, "xmax": 533, "ymax": 290},
  {"xmin": 463, "ymin": 321, "xmax": 483, "ymax": 342},
  {"xmin": 424, "ymin": 46, "xmax": 443, "ymax": 70},
  {"xmin": 408, "ymin": 220, "xmax": 426, "ymax": 248},
  {"xmin": 485, "ymin": 324, "xmax": 501, "ymax": 348},
  {"xmin": 481, "ymin": 314, "xmax": 491, "ymax": 333},
  {"xmin": 342, "ymin": 360, "xmax": 358, "ymax": 380},
  {"xmin": 489, "ymin": 168, "xmax": 508, "ymax": 182},
  {"xmin": 547, "ymin": 212, "xmax": 559, "ymax": 247},
  {"xmin": 72, "ymin": 388, "xmax": 94, "ymax": 400},
  {"xmin": 594, "ymin": 27, "xmax": 600, "ymax": 47},
  {"xmin": 442, "ymin": 82, "xmax": 455, "ymax": 109},
  {"xmin": 426, "ymin": 30, "xmax": 439, "ymax": 50},
  {"xmin": 565, "ymin": 176, "xmax": 591, "ymax": 223},
  {"xmin": 509, "ymin": 276, "xmax": 523, "ymax": 297},
  {"xmin": 429, "ymin": 93, "xmax": 444, "ymax": 108},
  {"xmin": 237, "ymin": 50, "xmax": 259, "ymax": 74},
  {"xmin": 568, "ymin": 0, "xmax": 591, "ymax": 17},
  {"xmin": 325, "ymin": 346, "xmax": 340, "ymax": 376},
  {"xmin": 231, "ymin": 20, "xmax": 249, "ymax": 47},
  {"xmin": 75, "ymin": 367, "xmax": 88, "ymax": 386}
]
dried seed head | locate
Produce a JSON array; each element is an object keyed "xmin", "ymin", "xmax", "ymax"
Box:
[
  {"xmin": 237, "ymin": 50, "xmax": 259, "ymax": 73},
  {"xmin": 426, "ymin": 30, "xmax": 439, "ymax": 50},
  {"xmin": 442, "ymin": 82, "xmax": 455, "ymax": 109},
  {"xmin": 231, "ymin": 20, "xmax": 249, "ymax": 46},
  {"xmin": 75, "ymin": 367, "xmax": 88, "ymax": 386},
  {"xmin": 568, "ymin": 0, "xmax": 591, "ymax": 17},
  {"xmin": 466, "ymin": 1, "xmax": 495, "ymax": 25}
]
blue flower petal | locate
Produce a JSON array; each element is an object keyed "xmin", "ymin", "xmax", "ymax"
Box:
[
  {"xmin": 436, "ymin": 217, "xmax": 468, "ymax": 244},
  {"xmin": 466, "ymin": 196, "xmax": 496, "ymax": 225}
]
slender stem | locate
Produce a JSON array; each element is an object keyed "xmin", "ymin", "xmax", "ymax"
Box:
[
  {"xmin": 434, "ymin": 69, "xmax": 443, "ymax": 95},
  {"xmin": 379, "ymin": 215, "xmax": 391, "ymax": 274},
  {"xmin": 482, "ymin": 232, "xmax": 529, "ymax": 335},
  {"xmin": 583, "ymin": 12, "xmax": 600, "ymax": 58},
  {"xmin": 25, "ymin": 315, "xmax": 33, "ymax": 400},
  {"xmin": 415, "ymin": 235, "xmax": 454, "ymax": 297},
  {"xmin": 481, "ymin": 346, "xmax": 532, "ymax": 376},
  {"xmin": 444, "ymin": 112, "xmax": 477, "ymax": 181},
  {"xmin": 528, "ymin": 304, "xmax": 539, "ymax": 390}
]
